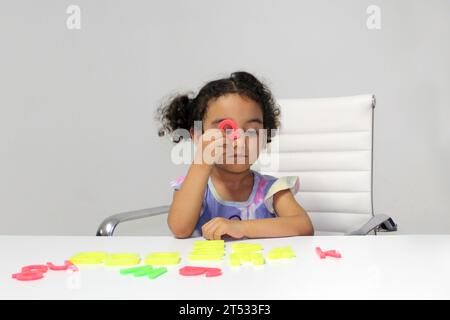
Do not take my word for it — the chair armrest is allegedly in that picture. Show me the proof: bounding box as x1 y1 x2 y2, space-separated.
346 214 398 235
96 205 170 236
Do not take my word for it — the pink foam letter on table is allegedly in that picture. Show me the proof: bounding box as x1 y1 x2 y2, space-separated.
316 247 342 259
21 265 49 273
12 265 49 281
324 250 342 258
12 261 79 282
47 260 78 271
12 271 45 281
179 266 222 277
315 247 326 259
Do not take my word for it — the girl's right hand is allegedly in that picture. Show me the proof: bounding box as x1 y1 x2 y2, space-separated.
193 129 229 166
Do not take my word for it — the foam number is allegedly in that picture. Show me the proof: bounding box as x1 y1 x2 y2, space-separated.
229 252 265 267
12 261 78 282
69 252 108 264
188 240 225 261
231 243 264 253
47 260 78 271
267 246 296 260
144 252 181 266
104 253 141 266
12 265 48 281
229 243 265 267
179 266 222 277
69 252 141 266
120 265 167 280
120 265 154 277
315 247 342 259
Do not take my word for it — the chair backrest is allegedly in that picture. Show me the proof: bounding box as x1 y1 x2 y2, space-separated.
257 94 376 235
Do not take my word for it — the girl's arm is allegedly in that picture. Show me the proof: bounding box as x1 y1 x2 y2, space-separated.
167 163 211 238
241 189 314 237
202 189 314 239
168 132 226 238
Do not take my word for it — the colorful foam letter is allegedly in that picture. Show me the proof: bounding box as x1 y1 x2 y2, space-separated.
144 252 181 265
267 246 296 260
179 266 222 277
315 247 342 259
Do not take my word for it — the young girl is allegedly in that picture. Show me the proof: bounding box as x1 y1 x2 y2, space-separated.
157 71 313 239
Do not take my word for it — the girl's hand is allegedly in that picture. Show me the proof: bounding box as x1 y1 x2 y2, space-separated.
201 217 245 240
193 130 229 166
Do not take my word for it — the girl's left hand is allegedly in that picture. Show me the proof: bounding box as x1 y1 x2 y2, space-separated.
201 217 245 240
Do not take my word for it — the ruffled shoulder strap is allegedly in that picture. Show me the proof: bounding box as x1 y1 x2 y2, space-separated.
170 176 186 191
264 176 300 214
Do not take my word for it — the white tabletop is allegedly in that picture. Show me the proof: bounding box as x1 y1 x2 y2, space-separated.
1 235 449 300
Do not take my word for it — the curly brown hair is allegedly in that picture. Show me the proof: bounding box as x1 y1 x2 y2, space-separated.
156 71 280 143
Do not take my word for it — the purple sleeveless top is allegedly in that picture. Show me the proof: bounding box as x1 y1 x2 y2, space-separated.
171 170 299 237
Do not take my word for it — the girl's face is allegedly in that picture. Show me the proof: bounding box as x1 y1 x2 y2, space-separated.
202 93 264 174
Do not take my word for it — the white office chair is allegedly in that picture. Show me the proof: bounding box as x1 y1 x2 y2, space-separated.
97 94 396 236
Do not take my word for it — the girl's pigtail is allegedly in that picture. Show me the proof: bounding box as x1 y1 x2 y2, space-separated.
157 93 195 142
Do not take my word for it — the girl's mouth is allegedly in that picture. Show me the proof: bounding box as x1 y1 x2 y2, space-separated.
224 154 249 163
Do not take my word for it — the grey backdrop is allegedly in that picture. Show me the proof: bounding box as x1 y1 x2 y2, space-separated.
1 0 449 235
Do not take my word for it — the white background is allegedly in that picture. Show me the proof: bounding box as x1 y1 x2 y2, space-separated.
1 0 449 235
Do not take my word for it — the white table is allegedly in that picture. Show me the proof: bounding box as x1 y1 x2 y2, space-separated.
1 235 449 299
